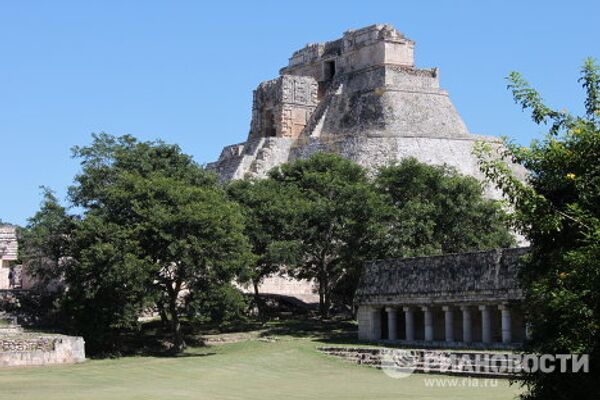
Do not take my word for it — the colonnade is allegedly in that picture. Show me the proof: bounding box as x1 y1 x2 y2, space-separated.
366 303 517 345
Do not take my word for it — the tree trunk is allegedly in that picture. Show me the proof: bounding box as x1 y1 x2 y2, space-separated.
318 283 325 318
253 279 266 320
156 301 169 328
167 290 185 353
318 262 329 319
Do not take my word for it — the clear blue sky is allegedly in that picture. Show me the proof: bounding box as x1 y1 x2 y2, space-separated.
1 1 598 225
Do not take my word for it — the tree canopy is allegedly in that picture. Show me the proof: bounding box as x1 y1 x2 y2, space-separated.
477 58 600 400
374 158 515 259
269 153 386 317
28 133 252 354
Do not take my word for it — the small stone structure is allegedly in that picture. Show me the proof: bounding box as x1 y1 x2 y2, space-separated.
0 225 19 290
0 331 85 368
354 248 528 348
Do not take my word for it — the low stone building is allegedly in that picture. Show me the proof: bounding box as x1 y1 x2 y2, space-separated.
354 248 528 348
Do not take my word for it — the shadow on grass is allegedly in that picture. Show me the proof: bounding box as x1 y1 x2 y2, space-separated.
258 317 358 343
93 315 361 358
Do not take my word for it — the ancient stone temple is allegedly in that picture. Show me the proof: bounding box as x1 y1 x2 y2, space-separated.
207 23 518 198
208 24 526 303
354 248 528 348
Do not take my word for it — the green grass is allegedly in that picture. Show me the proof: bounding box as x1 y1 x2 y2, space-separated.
0 321 522 400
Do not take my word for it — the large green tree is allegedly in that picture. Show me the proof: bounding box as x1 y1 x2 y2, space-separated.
269 153 386 317
226 179 301 317
65 133 251 353
477 59 600 399
374 158 514 259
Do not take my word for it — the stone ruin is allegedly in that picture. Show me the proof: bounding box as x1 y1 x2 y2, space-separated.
0 225 20 290
354 247 528 348
0 225 86 367
207 24 522 198
0 323 85 367
207 24 525 302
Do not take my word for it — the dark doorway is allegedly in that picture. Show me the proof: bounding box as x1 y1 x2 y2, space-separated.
380 309 388 340
263 109 276 137
324 60 336 80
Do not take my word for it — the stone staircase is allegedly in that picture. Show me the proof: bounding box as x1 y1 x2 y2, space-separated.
299 78 343 139
247 138 294 178
318 346 522 378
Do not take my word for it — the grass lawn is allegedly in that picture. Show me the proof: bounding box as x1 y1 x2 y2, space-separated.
0 321 522 400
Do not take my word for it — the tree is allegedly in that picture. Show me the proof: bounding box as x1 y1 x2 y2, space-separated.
65 133 251 353
63 215 152 354
269 153 386 318
476 58 600 400
374 158 514 259
226 179 301 317
18 187 75 287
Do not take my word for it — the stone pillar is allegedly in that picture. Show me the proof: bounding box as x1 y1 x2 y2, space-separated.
442 306 454 342
499 304 512 344
371 307 382 340
421 306 433 341
460 305 472 343
386 307 398 341
403 306 415 341
479 305 492 344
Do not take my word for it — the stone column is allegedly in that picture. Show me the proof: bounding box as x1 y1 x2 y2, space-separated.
386 307 398 341
403 306 415 341
499 304 512 344
421 306 434 341
371 307 382 340
479 305 492 344
460 306 472 343
442 306 454 342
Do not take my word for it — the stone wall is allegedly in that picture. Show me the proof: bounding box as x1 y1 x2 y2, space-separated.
0 334 85 368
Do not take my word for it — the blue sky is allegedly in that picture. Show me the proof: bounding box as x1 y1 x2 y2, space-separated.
1 1 598 225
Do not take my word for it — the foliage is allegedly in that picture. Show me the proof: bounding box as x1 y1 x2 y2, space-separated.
269 153 387 317
476 58 600 400
374 158 514 259
63 133 251 353
18 187 75 287
226 178 301 316
186 281 249 327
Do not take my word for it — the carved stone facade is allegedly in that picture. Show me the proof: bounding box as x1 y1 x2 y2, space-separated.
250 75 319 139
0 333 85 367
